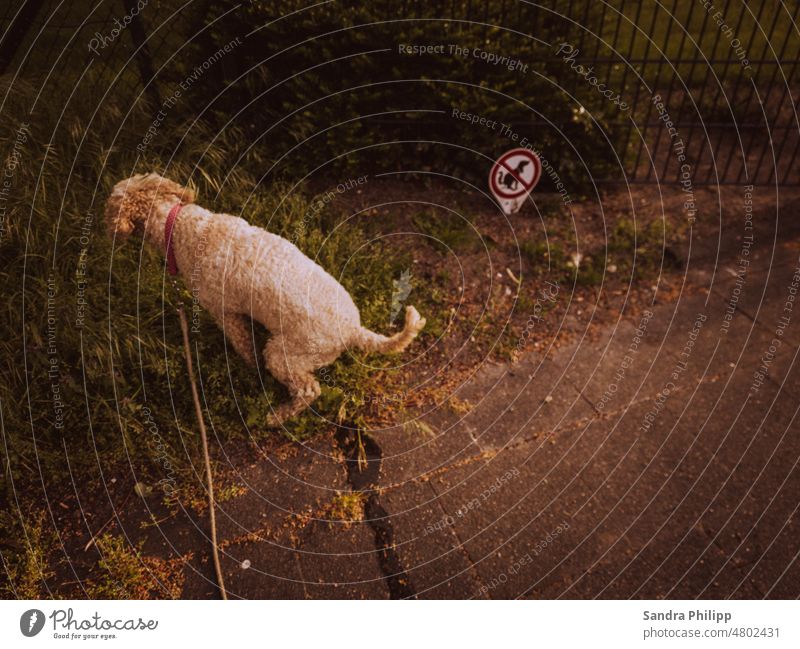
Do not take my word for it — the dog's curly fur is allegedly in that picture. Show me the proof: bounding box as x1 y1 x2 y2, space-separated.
106 173 425 425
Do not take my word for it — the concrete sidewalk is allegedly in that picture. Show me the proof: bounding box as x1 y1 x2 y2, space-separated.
180 200 800 599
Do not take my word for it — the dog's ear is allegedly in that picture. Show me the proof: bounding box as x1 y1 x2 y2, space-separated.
166 178 196 205
104 177 140 241
176 181 196 205
141 173 196 205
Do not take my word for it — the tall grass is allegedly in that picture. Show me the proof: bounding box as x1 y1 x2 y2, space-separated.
0 78 407 505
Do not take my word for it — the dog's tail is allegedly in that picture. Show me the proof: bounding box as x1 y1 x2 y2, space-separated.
354 306 426 354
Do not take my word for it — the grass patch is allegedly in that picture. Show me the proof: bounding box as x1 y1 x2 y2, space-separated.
448 396 473 416
325 492 365 529
520 216 678 288
607 217 680 278
0 509 56 599
520 240 568 280
573 254 604 287
412 212 483 254
85 534 184 599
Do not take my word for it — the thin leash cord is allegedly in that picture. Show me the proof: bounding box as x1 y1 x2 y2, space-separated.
174 289 228 600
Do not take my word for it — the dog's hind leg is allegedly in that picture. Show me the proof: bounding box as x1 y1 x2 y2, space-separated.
262 337 322 427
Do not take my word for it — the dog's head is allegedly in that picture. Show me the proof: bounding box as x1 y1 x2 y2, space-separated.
105 172 196 241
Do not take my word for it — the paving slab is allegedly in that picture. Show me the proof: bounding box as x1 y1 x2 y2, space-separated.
213 433 347 542
375 404 484 487
296 519 390 599
541 365 798 599
216 538 307 599
462 355 596 452
423 426 592 599
380 480 489 598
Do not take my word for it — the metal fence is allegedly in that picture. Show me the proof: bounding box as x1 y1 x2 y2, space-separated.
594 0 800 186
1 0 797 185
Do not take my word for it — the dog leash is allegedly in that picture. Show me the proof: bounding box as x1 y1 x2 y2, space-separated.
167 203 228 600
164 202 181 277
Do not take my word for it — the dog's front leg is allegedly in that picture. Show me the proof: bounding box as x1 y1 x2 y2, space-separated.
265 378 322 427
214 312 258 367
263 337 323 427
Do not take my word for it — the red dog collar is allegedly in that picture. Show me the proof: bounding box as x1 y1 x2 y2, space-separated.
164 203 183 276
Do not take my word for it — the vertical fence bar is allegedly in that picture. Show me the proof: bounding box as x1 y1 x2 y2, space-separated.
572 0 591 102
613 1 644 180
618 0 659 181
670 0 712 136
606 0 626 180
664 0 713 185
735 3 785 184
528 0 545 60
781 97 800 185
701 0 748 183
632 0 678 180
637 0 677 179
726 0 779 183
562 0 576 99
681 0 734 185
657 0 698 181
752 1 800 184
590 0 608 62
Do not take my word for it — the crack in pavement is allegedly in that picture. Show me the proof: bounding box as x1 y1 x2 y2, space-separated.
336 427 417 599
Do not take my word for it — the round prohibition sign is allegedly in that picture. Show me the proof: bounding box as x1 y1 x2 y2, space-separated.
489 148 542 199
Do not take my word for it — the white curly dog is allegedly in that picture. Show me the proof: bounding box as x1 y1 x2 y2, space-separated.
106 173 425 425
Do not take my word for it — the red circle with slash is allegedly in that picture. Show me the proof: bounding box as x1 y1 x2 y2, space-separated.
489 148 542 199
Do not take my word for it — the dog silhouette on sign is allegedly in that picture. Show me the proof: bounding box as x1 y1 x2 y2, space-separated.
498 159 530 191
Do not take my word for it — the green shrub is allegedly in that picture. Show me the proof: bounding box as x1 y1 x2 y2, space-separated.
177 1 615 187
